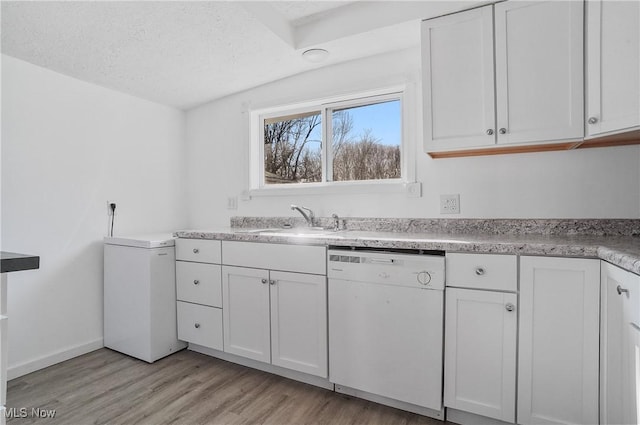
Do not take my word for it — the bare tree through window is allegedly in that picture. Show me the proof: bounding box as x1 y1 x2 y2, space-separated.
263 99 401 185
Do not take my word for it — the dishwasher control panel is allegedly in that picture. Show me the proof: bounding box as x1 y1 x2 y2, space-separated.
328 249 445 290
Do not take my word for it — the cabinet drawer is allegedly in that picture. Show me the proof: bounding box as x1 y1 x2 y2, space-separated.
176 262 222 307
222 241 326 275
176 239 221 263
177 301 223 350
446 253 517 291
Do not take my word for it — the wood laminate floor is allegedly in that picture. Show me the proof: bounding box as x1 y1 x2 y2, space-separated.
7 348 447 425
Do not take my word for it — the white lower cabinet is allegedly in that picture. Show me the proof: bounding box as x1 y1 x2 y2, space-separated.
221 241 327 378
625 325 640 425
601 261 640 425
221 266 271 363
175 239 224 352
446 254 601 425
518 256 600 425
269 270 327 376
444 288 517 422
177 301 223 350
444 253 517 423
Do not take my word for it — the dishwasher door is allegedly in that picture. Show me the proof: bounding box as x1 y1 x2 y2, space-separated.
328 276 444 410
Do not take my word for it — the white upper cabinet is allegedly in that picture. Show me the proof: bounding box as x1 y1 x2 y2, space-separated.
422 1 584 154
421 5 496 151
494 1 584 145
586 0 640 138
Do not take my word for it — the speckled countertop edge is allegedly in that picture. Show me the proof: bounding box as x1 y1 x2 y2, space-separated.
174 228 640 275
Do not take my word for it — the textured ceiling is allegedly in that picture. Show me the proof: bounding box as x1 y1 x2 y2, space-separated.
1 1 482 110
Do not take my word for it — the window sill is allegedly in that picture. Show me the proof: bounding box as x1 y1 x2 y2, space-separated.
246 181 421 198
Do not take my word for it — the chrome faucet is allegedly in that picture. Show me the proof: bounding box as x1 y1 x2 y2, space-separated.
291 205 315 227
332 213 341 232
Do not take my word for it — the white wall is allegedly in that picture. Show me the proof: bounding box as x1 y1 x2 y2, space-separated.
185 48 640 228
1 55 188 377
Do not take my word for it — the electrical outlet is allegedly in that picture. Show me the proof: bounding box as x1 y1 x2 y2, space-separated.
406 182 422 198
227 197 238 210
440 194 460 214
107 200 117 216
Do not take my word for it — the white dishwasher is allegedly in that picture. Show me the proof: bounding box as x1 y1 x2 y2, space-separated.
328 247 445 419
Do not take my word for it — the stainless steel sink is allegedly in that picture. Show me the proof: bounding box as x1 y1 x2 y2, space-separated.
233 227 344 237
260 227 335 236
232 228 280 234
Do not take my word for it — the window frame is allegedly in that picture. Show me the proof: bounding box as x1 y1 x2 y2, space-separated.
249 85 417 196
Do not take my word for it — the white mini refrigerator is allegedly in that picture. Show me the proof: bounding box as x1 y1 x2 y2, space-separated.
104 234 187 362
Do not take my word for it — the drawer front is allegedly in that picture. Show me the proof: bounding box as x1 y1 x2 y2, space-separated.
176 262 222 307
176 239 222 264
177 301 223 350
222 241 326 275
446 253 517 291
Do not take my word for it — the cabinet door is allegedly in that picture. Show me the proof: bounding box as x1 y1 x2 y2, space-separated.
601 261 640 424
518 256 600 425
269 271 327 377
495 1 583 144
586 0 640 137
421 5 496 151
221 266 270 363
444 288 517 422
624 321 640 425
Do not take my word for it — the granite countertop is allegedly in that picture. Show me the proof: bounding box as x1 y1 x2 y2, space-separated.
1 251 40 273
174 227 640 276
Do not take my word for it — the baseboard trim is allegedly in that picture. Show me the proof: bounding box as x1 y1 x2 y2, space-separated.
335 385 445 420
446 408 515 425
8 338 103 380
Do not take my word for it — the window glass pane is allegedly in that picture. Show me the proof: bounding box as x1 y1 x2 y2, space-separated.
263 111 322 184
332 100 401 182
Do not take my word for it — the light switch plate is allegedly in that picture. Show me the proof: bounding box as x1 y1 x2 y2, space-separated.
440 194 460 214
227 197 238 210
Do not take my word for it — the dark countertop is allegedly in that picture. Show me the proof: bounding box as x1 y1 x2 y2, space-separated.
1 252 40 273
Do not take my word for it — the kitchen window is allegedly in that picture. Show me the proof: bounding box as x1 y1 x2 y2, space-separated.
250 87 416 195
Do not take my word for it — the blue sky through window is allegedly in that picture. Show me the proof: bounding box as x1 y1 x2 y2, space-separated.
343 100 400 146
